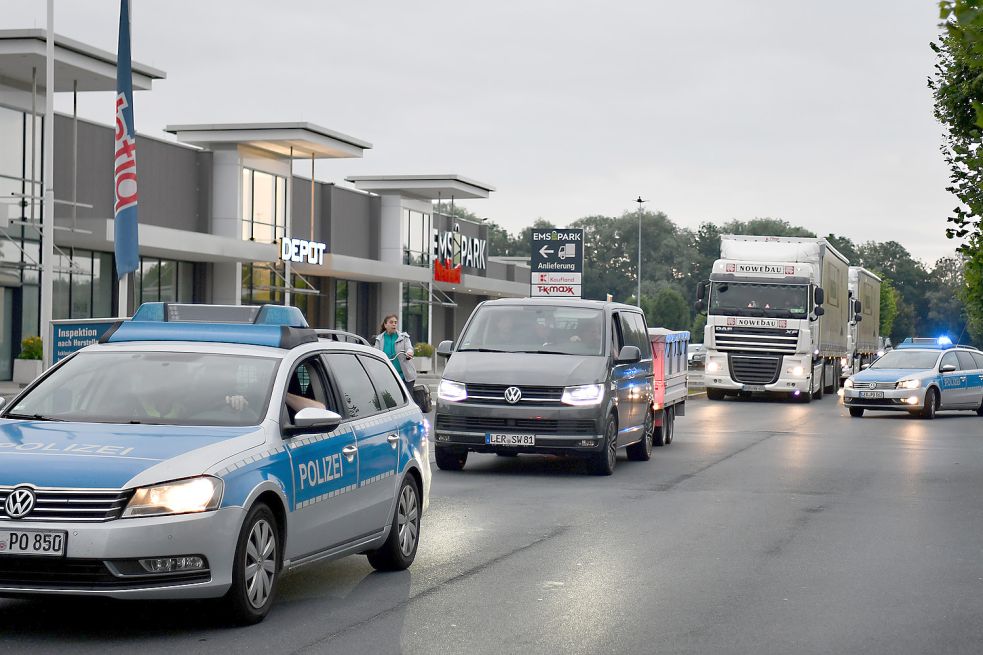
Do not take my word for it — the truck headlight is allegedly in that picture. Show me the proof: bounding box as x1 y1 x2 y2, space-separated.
706 361 721 373
844 378 854 389
786 365 805 377
561 383 605 406
437 379 467 402
123 476 223 518
897 378 920 390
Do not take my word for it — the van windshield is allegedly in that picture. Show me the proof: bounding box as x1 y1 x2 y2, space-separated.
458 306 605 356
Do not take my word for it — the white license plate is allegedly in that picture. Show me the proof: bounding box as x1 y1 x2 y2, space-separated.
859 391 884 399
742 384 766 392
0 529 66 557
486 433 535 446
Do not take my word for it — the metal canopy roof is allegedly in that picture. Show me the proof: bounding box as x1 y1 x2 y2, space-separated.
0 29 164 92
165 122 372 159
345 174 495 200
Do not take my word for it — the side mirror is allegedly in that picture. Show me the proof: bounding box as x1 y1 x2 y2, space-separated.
855 314 862 322
696 280 707 301
693 299 705 313
616 345 641 364
813 287 825 306
854 300 862 314
813 306 825 318
436 340 454 358
285 408 343 435
941 363 957 373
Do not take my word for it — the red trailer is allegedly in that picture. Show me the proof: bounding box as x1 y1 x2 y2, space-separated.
648 328 690 446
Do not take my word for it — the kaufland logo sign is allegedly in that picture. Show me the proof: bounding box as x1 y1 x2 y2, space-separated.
727 318 788 328
725 263 795 275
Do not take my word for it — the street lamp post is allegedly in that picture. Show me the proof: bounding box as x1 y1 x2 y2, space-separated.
635 196 645 307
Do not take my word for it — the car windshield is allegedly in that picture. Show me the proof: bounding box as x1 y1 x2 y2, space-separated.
709 281 809 318
869 350 940 370
457 306 605 356
5 351 280 426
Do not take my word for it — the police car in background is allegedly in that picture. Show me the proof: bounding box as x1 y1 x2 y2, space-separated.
842 337 983 419
0 304 431 624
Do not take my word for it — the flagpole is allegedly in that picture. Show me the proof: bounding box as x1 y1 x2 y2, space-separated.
40 0 55 367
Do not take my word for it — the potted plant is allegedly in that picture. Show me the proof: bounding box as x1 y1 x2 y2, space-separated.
13 336 43 386
413 342 434 374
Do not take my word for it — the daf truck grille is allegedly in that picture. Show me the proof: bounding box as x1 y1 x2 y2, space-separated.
0 487 131 523
714 327 799 354
729 355 781 384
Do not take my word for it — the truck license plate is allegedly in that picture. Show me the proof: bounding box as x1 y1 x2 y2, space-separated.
486 433 535 446
859 391 884 399
0 529 66 557
742 385 765 392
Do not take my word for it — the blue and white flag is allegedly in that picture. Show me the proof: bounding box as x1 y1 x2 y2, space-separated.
114 0 139 277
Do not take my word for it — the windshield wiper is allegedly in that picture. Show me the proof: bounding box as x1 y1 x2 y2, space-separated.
457 348 510 353
518 349 572 355
3 413 64 422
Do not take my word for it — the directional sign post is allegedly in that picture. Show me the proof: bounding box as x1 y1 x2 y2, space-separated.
529 228 584 297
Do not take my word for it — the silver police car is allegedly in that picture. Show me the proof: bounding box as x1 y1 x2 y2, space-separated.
842 338 983 419
0 304 431 624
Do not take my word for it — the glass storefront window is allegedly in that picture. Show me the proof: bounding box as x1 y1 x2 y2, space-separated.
178 262 194 303
93 253 113 317
52 253 70 320
402 284 428 345
335 279 348 330
241 168 286 244
402 209 431 267
241 168 252 240
70 250 93 318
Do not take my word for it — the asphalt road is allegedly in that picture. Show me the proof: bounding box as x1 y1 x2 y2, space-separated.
3 394 983 654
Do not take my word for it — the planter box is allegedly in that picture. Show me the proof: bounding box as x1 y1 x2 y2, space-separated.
13 359 43 386
415 356 432 374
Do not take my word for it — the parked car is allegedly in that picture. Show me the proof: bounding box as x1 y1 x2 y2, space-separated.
433 298 655 475
0 303 431 624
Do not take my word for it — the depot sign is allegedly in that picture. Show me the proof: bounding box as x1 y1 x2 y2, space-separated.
280 237 327 266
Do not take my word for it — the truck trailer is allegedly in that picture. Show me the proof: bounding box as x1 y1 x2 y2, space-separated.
841 267 882 382
696 235 850 402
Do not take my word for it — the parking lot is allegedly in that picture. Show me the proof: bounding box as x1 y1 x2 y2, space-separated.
3 393 983 654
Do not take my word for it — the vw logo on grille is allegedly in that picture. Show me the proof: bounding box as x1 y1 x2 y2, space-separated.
4 487 36 519
503 386 522 404
865 383 877 389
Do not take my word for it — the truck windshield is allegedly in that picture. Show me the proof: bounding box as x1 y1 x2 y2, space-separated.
869 350 940 370
457 306 605 356
5 351 279 426
709 282 809 319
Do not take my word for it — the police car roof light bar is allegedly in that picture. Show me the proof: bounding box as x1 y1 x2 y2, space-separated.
102 321 317 349
131 303 308 328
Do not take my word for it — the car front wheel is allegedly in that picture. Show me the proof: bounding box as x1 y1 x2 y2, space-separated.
921 388 938 420
435 445 467 471
849 407 864 418
589 415 618 476
224 503 280 625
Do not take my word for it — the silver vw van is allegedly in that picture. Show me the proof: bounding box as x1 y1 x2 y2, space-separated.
433 299 656 475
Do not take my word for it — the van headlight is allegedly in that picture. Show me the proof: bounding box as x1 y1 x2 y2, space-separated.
437 379 467 402
561 383 605 406
896 378 920 390
123 476 223 518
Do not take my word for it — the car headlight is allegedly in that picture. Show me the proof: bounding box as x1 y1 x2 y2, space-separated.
706 361 721 373
437 379 467 402
561 383 605 406
844 378 854 389
123 476 223 518
896 378 920 390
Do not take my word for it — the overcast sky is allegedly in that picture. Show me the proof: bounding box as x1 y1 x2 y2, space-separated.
4 0 957 265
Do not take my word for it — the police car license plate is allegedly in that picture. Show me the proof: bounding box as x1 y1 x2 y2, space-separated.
486 433 535 446
859 391 884 399
0 529 66 557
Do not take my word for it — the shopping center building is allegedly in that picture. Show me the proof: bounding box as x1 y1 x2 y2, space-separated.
0 30 529 380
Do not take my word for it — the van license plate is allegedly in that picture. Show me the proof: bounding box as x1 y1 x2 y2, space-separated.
742 385 765 392
0 529 66 557
859 391 884 399
486 433 535 446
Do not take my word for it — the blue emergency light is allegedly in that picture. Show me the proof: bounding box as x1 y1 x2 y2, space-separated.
895 337 955 350
100 303 316 349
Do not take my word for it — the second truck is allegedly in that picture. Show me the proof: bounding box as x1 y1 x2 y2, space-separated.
840 266 882 382
696 235 850 402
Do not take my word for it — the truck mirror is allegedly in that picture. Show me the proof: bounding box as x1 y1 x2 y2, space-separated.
693 299 705 313
813 306 825 319
854 300 862 314
696 281 707 301
814 287 825 306
855 314 862 323
436 340 454 358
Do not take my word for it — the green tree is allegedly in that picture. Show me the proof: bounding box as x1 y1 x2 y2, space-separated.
643 287 690 331
879 277 899 338
690 313 707 344
719 218 816 238
926 256 969 341
825 233 860 263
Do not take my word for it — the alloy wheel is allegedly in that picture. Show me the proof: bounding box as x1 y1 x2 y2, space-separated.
397 483 419 557
244 519 277 609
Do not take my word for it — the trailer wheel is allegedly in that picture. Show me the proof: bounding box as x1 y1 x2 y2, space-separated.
664 407 675 445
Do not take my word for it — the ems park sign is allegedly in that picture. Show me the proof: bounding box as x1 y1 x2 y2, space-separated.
529 229 584 298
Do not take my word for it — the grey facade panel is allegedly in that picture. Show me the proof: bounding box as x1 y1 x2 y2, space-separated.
329 185 374 259
53 114 205 233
